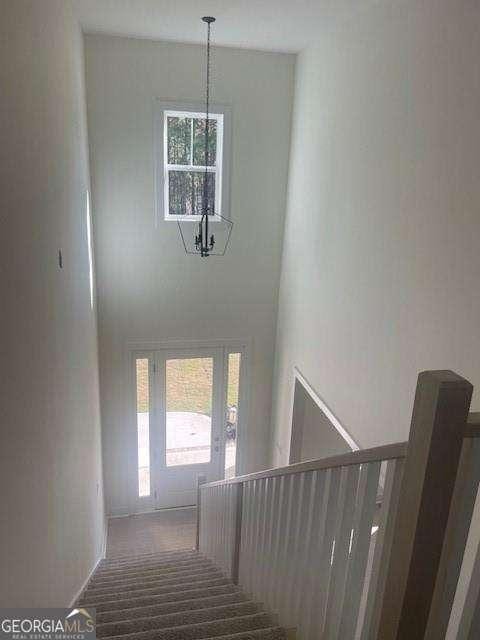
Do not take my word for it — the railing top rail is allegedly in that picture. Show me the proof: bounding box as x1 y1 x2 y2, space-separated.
466 412 480 438
202 441 408 488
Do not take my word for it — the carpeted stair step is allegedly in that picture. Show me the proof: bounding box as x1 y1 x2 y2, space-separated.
95 558 213 580
97 601 262 637
100 550 198 569
79 576 231 606
89 564 219 590
97 592 248 624
98 555 201 574
87 584 241 615
78 548 291 639
91 566 217 589
82 571 225 601
100 612 275 640
205 629 287 640
82 568 224 599
99 552 209 568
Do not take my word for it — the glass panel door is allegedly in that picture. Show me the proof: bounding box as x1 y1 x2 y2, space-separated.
132 344 246 511
153 348 223 509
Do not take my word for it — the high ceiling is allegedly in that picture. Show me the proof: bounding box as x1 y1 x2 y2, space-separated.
72 0 372 53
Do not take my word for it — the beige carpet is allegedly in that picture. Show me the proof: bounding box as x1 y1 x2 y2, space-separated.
106 508 197 559
78 549 287 639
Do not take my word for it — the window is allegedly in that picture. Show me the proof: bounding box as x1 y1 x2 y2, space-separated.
136 358 150 497
225 352 241 480
156 102 231 222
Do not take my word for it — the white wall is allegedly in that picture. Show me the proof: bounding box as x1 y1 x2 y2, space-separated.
84 35 294 515
289 376 353 464
0 1 105 605
292 382 352 463
271 0 480 465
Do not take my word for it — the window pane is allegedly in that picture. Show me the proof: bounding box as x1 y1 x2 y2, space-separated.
166 357 213 467
193 118 217 166
168 170 215 217
167 116 191 165
136 358 150 497
225 353 241 480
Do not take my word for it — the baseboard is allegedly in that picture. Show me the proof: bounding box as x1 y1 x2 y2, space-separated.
68 555 102 607
68 521 108 607
101 515 108 557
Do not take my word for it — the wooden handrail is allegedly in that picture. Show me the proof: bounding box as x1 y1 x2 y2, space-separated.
377 370 473 640
201 442 407 489
202 412 480 492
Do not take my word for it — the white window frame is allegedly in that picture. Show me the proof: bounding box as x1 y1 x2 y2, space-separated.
155 100 232 223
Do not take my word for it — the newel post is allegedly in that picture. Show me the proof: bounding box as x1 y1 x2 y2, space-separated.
196 475 207 551
377 370 473 640
231 482 244 584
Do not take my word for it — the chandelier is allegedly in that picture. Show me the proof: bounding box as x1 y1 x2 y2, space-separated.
177 17 233 257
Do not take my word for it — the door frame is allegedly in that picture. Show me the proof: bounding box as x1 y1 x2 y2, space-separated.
125 338 250 514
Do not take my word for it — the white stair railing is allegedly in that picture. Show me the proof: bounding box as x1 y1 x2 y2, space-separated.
440 416 480 640
197 371 475 640
199 444 406 639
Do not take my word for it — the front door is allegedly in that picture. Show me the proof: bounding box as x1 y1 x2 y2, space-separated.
133 345 244 511
154 348 223 508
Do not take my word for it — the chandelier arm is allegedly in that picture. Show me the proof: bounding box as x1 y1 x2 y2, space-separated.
218 218 234 256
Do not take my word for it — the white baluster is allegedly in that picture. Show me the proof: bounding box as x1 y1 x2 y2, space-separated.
307 466 341 639
296 469 326 639
338 461 381 639
323 464 361 638
358 458 405 640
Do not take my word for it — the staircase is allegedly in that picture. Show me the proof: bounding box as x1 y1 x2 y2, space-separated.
78 549 289 640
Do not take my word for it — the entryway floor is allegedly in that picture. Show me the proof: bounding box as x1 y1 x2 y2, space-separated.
106 507 196 558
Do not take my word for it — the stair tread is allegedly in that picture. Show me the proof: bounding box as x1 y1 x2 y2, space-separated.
79 577 231 606
83 569 224 598
97 602 261 637
90 565 219 590
102 550 197 566
97 593 247 624
83 584 240 613
203 629 287 640
96 559 214 580
101 613 274 640
100 556 200 572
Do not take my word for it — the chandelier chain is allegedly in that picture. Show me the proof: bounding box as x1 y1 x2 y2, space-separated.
203 19 211 215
